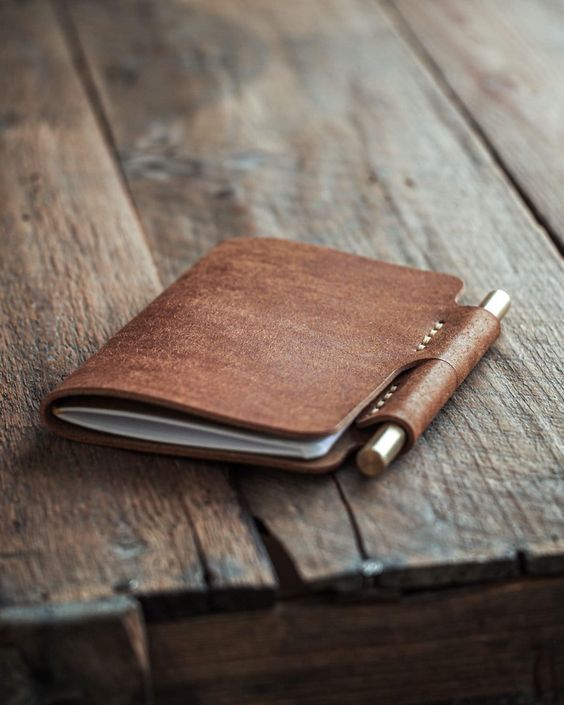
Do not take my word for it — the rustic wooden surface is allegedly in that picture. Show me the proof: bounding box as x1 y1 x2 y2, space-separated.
0 0 274 616
67 0 564 588
149 577 564 705
1 0 563 702
393 0 564 253
0 596 150 705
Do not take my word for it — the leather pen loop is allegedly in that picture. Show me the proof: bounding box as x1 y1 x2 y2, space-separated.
356 290 511 477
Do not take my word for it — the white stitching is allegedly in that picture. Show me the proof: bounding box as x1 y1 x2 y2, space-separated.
416 321 443 351
367 384 399 415
365 320 445 418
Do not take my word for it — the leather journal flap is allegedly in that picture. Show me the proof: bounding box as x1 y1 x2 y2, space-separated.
356 306 500 450
42 238 469 439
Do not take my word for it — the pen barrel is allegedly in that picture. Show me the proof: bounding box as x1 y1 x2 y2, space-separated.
356 290 510 477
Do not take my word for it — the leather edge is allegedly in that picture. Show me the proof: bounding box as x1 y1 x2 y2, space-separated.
39 407 367 474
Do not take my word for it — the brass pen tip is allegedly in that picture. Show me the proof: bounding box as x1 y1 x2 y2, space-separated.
356 423 407 477
356 446 387 477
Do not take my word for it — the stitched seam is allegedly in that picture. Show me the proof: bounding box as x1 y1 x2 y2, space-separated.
416 321 444 351
367 384 399 415
366 320 445 418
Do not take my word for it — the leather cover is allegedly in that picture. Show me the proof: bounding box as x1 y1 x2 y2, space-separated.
41 238 500 473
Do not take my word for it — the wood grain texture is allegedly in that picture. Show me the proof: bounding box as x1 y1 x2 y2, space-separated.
0 596 150 705
69 0 564 588
149 576 564 705
0 0 275 614
392 0 564 252
238 468 364 591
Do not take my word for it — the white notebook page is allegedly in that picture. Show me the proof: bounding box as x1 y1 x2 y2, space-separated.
54 404 345 460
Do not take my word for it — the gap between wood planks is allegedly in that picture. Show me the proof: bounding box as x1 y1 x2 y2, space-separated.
52 0 158 268
381 0 564 258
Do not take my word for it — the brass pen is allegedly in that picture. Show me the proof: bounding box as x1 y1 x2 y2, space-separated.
356 290 511 477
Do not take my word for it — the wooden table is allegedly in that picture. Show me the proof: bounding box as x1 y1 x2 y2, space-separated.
1 1 563 703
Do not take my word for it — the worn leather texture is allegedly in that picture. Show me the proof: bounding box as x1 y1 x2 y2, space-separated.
42 238 500 473
357 360 458 449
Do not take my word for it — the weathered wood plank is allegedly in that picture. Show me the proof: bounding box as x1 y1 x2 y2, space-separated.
148 576 564 705
392 0 564 252
238 469 366 591
69 0 564 588
0 0 274 614
334 0 564 586
0 596 150 705
66 0 366 590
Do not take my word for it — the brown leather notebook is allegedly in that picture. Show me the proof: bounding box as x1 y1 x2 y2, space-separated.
41 238 501 473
